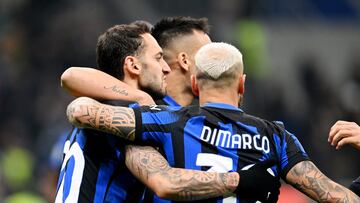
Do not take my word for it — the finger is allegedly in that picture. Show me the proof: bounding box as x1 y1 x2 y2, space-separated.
337 136 360 150
328 124 339 143
332 129 352 146
335 120 352 126
329 122 347 142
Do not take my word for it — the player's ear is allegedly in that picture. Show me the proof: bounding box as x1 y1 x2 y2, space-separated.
191 75 199 96
177 52 190 72
238 74 246 95
124 56 141 76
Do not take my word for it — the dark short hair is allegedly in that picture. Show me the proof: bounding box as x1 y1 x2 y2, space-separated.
152 16 210 49
96 22 151 80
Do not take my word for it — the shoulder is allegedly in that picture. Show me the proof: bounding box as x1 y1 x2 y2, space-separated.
137 104 183 112
239 112 292 138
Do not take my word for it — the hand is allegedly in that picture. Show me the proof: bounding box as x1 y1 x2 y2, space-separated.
328 120 360 150
235 159 280 202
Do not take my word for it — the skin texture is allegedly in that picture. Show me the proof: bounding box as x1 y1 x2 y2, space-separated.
61 67 155 105
328 120 360 150
136 33 170 99
66 97 240 200
60 30 212 106
64 35 360 201
125 145 238 200
61 30 245 200
163 29 212 106
286 161 359 202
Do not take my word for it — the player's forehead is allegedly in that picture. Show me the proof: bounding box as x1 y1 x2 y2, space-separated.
140 33 163 56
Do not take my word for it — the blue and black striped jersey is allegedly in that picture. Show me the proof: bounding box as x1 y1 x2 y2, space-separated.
56 97 180 203
55 100 145 203
134 102 310 203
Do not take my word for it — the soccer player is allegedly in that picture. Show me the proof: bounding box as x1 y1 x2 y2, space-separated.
67 42 360 202
59 17 281 202
328 120 360 197
60 16 211 106
55 22 167 203
56 23 279 202
151 16 211 106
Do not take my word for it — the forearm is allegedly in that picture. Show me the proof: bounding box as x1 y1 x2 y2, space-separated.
67 97 136 141
125 145 238 201
286 161 360 202
61 67 154 104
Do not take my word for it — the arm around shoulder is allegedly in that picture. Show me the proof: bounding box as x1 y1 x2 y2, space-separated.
60 67 155 105
124 145 238 201
66 97 137 141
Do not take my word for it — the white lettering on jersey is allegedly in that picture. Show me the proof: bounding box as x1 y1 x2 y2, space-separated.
200 125 270 153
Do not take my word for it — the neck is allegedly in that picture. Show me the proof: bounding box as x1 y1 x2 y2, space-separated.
166 69 194 106
167 87 194 106
123 77 139 89
198 88 239 107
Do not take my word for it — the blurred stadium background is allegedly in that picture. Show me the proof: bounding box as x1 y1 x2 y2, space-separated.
0 0 359 202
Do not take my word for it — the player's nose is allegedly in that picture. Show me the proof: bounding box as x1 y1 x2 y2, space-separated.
162 61 171 74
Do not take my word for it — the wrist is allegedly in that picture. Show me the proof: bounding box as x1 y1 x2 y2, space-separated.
227 172 240 192
233 172 244 194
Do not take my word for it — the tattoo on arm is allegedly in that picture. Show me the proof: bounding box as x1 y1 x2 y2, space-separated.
125 145 239 201
67 97 136 141
104 85 129 96
286 161 360 202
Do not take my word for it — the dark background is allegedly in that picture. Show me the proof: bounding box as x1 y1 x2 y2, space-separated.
1 0 359 202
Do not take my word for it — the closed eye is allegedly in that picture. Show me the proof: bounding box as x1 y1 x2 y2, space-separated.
156 52 163 61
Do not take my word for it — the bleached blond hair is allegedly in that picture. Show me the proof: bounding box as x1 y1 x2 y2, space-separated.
194 42 243 88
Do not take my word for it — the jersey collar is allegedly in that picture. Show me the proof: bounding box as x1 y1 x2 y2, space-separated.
162 95 181 107
203 102 244 112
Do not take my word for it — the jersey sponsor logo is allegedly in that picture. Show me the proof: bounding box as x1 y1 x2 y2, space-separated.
200 125 270 153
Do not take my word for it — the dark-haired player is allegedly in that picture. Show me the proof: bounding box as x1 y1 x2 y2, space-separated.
61 16 211 107
56 22 278 202
67 42 360 202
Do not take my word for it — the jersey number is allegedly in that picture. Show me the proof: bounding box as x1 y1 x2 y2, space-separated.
55 140 85 203
196 153 236 203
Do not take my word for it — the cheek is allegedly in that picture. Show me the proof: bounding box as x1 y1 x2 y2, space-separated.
153 63 164 77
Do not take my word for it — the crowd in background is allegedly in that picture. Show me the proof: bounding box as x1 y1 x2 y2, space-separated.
0 0 359 202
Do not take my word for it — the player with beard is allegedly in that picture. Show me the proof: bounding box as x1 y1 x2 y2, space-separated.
56 22 279 202
66 42 360 203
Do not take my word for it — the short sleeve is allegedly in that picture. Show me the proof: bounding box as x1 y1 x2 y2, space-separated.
273 122 310 179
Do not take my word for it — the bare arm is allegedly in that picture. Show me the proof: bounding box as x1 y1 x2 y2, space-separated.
67 97 239 200
125 145 238 201
67 97 136 141
286 160 360 202
328 120 360 150
67 97 280 201
61 67 155 105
